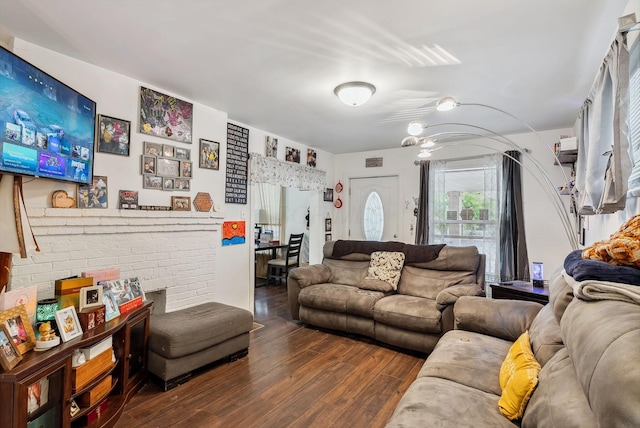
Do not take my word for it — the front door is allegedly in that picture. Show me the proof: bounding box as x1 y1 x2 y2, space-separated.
348 176 400 241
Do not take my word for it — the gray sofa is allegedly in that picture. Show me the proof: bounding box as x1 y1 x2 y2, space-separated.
386 270 640 427
288 240 486 353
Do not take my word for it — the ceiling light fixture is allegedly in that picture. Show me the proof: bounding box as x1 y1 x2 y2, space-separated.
435 96 459 111
417 150 432 158
334 81 376 106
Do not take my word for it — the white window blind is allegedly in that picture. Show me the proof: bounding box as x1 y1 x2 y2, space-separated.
628 37 640 196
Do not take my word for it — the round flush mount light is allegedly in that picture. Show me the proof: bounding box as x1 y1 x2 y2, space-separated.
436 96 459 112
334 81 376 106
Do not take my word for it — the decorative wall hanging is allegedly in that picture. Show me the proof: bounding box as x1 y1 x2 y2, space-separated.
307 149 317 167
97 114 131 156
141 142 191 191
265 136 278 158
335 181 343 193
249 153 326 191
222 221 246 246
334 197 343 208
77 176 108 208
323 188 333 202
286 147 301 163
199 138 220 170
139 86 193 143
225 123 249 204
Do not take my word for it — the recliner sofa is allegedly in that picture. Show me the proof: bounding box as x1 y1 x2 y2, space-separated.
288 240 485 353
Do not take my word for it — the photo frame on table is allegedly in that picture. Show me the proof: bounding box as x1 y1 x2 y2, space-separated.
0 305 37 354
27 376 49 414
103 289 121 322
97 114 131 156
79 286 104 312
139 86 193 143
199 138 220 170
54 306 83 343
0 324 22 372
172 196 191 211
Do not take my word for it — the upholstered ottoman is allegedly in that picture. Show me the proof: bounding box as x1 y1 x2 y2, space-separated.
148 302 253 390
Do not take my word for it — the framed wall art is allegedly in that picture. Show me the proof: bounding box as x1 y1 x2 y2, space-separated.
156 158 180 178
143 141 163 156
307 149 317 167
181 161 192 178
139 86 193 143
174 178 190 191
54 306 83 343
0 304 37 354
171 196 191 211
142 155 156 175
0 324 22 372
163 178 175 191
323 188 333 202
199 138 220 170
265 136 277 158
175 147 190 160
143 175 163 189
79 286 104 312
162 144 175 158
97 114 131 156
286 146 300 163
77 175 108 208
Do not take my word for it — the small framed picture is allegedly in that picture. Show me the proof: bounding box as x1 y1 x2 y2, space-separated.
325 218 332 232
163 178 175 191
172 196 191 211
141 155 156 175
54 306 83 343
286 146 301 163
97 114 131 156
199 138 220 170
0 324 22 372
325 233 332 242
265 136 278 158
163 144 175 158
143 175 163 189
174 178 190 191
79 286 104 312
175 147 190 160
181 160 193 178
27 377 49 414
77 175 108 208
103 289 121 322
307 149 317 167
0 304 37 354
143 141 163 156
323 188 333 202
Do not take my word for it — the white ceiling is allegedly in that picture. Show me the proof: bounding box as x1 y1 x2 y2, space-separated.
0 0 630 154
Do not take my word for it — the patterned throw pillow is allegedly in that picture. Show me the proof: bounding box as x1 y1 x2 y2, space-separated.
362 251 406 291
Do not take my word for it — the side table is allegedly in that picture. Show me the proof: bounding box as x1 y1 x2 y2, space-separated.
489 281 549 305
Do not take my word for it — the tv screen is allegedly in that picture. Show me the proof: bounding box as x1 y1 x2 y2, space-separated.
0 45 96 185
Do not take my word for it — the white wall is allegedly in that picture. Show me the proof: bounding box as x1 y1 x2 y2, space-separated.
5 38 334 313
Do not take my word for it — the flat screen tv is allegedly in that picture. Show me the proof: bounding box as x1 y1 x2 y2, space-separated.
0 45 96 185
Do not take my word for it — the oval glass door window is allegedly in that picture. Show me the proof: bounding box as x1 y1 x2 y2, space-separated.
363 191 384 241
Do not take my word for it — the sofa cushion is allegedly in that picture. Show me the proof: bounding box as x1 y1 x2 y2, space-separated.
363 251 405 291
417 330 512 396
289 264 331 288
498 331 541 420
386 377 516 428
528 304 564 367
322 258 370 286
522 348 597 428
549 271 574 323
298 283 386 318
398 265 477 299
373 295 442 334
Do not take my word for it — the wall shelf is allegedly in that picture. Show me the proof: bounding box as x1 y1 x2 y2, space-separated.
554 149 578 165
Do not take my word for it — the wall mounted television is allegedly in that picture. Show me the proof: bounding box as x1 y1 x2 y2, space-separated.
0 45 96 185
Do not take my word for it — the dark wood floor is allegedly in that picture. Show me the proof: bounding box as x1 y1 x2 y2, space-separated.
115 285 425 428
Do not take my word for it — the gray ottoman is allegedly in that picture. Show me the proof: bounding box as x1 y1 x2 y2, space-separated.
148 302 253 390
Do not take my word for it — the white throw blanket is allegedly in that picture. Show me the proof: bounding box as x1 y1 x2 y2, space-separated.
563 270 640 305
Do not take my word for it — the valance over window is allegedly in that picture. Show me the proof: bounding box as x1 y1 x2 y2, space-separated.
249 153 326 191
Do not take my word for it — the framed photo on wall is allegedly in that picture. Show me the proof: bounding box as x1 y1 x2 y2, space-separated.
77 176 108 208
172 196 191 211
199 139 220 170
325 218 332 232
97 114 131 156
323 188 333 202
139 86 193 143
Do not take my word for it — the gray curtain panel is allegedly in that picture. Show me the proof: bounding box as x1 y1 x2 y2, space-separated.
574 32 631 214
415 160 430 245
499 150 529 281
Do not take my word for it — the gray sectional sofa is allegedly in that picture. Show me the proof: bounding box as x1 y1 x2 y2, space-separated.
386 269 640 427
288 240 486 353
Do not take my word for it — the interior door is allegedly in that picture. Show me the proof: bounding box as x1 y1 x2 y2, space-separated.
349 176 399 241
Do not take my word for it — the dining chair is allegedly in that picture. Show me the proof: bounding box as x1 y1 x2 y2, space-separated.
267 233 304 286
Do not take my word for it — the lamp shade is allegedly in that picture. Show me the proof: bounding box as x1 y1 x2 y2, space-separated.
334 82 376 106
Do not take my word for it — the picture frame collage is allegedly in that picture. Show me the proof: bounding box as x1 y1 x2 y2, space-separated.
142 141 192 191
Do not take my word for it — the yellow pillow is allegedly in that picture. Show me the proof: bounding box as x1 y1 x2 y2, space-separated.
498 331 541 420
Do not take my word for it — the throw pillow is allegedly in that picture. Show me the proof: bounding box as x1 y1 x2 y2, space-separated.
362 251 405 291
498 331 541 420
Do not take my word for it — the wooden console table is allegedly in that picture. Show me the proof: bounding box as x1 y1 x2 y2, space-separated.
490 281 549 305
0 301 152 427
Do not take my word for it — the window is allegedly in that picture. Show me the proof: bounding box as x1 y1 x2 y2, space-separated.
429 154 501 281
363 191 384 241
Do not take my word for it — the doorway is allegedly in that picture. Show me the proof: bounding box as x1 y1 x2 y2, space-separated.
348 176 400 241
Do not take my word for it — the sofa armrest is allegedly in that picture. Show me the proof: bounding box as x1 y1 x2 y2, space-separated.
454 296 544 342
435 284 483 310
287 264 331 320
